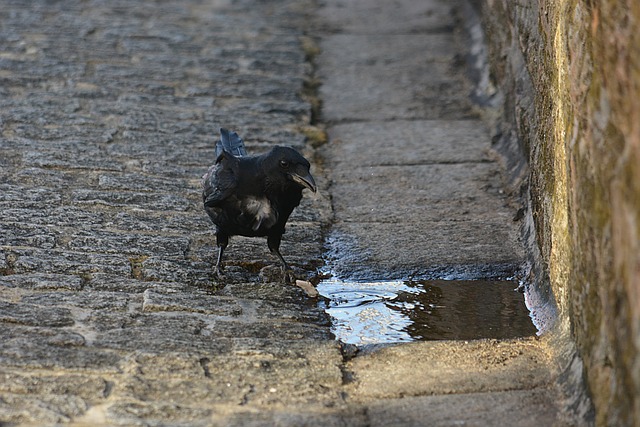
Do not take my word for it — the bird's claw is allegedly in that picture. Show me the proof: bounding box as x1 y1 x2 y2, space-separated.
283 268 296 284
215 265 226 280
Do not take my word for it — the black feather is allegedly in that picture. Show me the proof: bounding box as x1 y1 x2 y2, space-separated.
216 127 247 159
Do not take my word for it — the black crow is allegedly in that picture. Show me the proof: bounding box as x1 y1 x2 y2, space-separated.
202 128 317 282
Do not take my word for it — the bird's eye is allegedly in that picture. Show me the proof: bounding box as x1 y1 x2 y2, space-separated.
279 160 290 169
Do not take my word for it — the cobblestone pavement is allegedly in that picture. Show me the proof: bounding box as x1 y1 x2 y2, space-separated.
0 0 568 426
0 1 345 425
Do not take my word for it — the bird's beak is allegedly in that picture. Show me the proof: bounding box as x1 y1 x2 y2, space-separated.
290 171 317 193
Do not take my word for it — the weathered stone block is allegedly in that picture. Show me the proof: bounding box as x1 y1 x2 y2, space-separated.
325 120 492 167
0 273 84 291
23 148 124 171
319 34 476 121
13 167 96 191
142 287 242 315
139 256 216 285
346 338 556 399
72 189 192 211
66 231 190 257
97 173 194 193
0 332 121 373
318 0 456 34
116 342 344 409
0 184 63 205
110 210 208 234
328 220 523 280
0 223 58 249
105 401 212 426
0 371 109 402
0 301 74 327
206 319 330 341
249 299 329 325
93 321 232 353
84 273 160 293
0 206 105 229
366 389 559 427
0 394 89 424
4 248 132 276
21 291 130 312
0 325 86 348
216 281 311 303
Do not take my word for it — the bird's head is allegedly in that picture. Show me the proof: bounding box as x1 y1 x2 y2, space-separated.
263 146 317 193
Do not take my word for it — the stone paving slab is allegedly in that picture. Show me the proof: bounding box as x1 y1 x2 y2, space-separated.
329 221 523 280
319 33 477 122
317 0 457 34
345 338 557 400
330 162 510 218
365 388 562 427
326 120 494 166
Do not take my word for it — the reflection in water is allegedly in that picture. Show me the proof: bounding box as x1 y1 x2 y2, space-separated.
317 278 538 345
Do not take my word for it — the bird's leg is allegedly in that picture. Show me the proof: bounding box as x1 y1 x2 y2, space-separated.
215 233 228 279
274 249 293 283
268 234 294 283
215 246 225 278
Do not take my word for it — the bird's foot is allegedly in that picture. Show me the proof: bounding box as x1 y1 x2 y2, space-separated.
258 264 296 284
282 267 296 284
215 265 226 281
259 265 282 283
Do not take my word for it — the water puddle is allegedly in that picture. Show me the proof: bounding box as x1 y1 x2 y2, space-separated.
317 277 537 345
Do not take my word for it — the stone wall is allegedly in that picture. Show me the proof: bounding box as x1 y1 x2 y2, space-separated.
474 0 640 425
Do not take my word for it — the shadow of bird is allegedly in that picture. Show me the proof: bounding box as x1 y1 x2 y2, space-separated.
202 128 317 283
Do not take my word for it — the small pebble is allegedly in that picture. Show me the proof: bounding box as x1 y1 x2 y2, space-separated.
295 280 319 297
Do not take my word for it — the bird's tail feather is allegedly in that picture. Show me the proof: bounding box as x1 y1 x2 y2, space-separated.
216 128 247 158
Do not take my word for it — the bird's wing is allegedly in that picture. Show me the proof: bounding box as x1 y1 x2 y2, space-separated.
203 151 240 207
215 128 247 159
